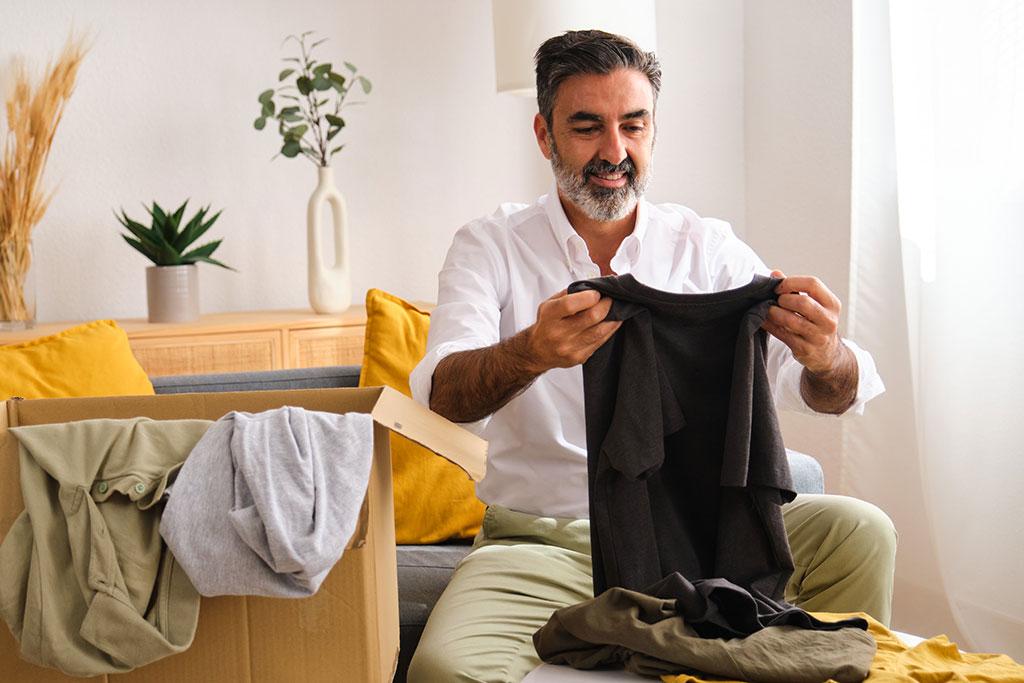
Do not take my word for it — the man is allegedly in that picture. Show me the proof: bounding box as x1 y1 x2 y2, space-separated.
408 30 896 683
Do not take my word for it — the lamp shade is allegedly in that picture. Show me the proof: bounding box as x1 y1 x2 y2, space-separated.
492 0 658 96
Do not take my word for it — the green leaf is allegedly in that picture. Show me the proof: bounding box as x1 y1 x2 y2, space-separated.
313 75 331 91
122 234 159 262
181 239 221 260
296 76 313 96
324 114 345 127
283 56 301 63
279 106 303 123
280 94 300 101
258 89 275 104
285 124 308 140
328 72 346 92
189 255 235 270
317 98 329 107
278 68 295 81
313 63 332 77
344 61 357 73
261 100 276 117
149 201 167 226
327 126 342 141
117 212 163 254
254 116 266 130
358 75 372 94
281 140 301 157
167 201 188 239
175 207 222 252
330 144 345 155
311 37 328 48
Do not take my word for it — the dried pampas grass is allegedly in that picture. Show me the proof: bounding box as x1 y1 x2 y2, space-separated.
0 32 89 323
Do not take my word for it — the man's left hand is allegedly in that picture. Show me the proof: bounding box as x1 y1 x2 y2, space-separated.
762 271 844 373
762 271 858 414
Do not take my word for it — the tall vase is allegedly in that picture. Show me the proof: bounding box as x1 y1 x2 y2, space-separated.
0 238 37 331
306 165 351 314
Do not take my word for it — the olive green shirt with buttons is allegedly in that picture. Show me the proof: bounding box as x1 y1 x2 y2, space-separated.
0 417 212 676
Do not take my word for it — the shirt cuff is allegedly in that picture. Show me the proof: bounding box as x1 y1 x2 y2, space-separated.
772 338 885 417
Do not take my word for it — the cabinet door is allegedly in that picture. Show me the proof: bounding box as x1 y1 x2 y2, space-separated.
130 330 284 377
287 325 366 368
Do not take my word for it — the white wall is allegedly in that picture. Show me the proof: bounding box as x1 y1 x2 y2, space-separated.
0 0 745 323
743 0 855 488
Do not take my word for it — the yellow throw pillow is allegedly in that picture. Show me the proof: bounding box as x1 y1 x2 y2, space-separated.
359 289 486 544
1 320 155 401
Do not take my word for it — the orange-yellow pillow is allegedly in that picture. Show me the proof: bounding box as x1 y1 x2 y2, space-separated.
359 289 485 544
0 320 155 401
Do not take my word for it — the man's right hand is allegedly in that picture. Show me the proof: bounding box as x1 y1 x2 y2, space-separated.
523 289 621 373
429 288 620 423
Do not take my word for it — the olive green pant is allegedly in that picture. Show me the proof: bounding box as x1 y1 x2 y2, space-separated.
407 494 897 683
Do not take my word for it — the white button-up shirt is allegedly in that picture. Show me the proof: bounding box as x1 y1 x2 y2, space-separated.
410 190 884 519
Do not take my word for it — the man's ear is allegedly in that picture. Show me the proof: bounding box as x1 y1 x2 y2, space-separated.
534 113 552 160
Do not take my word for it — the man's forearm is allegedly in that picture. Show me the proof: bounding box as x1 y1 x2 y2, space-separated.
799 342 858 415
429 330 544 423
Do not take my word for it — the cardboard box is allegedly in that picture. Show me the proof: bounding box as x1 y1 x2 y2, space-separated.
0 386 487 682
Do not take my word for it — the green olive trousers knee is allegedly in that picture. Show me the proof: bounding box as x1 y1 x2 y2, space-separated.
407 494 897 683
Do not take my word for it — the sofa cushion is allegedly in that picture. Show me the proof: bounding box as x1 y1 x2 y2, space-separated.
0 320 154 401
359 289 486 544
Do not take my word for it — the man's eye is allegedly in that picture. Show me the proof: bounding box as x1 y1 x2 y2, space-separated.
624 125 645 133
573 127 598 134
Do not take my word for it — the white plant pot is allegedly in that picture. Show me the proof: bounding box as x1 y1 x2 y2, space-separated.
146 264 199 323
306 165 352 313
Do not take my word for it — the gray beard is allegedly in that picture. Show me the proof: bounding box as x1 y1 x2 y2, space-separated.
549 142 651 223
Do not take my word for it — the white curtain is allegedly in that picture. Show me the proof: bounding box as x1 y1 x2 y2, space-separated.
848 0 1024 658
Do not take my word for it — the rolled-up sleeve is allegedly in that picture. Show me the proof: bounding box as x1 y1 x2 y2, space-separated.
766 335 885 416
409 221 508 434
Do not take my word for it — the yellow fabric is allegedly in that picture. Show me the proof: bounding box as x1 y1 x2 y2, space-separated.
0 320 154 401
358 289 485 544
661 612 1024 683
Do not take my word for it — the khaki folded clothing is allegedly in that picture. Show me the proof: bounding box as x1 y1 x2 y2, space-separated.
533 585 876 683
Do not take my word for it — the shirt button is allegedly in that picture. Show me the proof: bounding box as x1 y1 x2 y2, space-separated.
587 271 597 278
134 483 146 494
97 482 109 494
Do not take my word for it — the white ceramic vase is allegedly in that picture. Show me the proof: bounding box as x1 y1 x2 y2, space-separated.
146 264 199 323
306 165 351 313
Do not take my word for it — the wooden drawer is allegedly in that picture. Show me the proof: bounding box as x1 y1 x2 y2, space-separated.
130 330 284 377
287 325 366 369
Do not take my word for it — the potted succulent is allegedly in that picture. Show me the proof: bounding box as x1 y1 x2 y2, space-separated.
253 31 371 314
116 200 233 323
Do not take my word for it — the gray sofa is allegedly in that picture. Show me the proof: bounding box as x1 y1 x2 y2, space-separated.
151 365 825 683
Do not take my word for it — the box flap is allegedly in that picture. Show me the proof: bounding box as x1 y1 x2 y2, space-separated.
369 386 487 482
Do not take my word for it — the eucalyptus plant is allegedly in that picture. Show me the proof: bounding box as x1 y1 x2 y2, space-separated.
254 31 372 166
117 200 233 270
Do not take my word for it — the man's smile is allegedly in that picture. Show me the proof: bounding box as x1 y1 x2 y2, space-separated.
588 171 628 187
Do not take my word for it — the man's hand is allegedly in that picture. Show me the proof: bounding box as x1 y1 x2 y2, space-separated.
430 289 620 423
762 271 858 414
524 289 622 373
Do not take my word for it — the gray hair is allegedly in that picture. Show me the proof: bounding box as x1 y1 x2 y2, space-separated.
534 30 662 126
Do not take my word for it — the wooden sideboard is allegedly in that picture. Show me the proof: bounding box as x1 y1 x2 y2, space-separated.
0 308 376 377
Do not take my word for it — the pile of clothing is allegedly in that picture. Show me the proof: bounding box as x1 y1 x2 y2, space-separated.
0 406 372 676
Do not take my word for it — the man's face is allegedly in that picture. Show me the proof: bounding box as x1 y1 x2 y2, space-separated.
535 68 655 223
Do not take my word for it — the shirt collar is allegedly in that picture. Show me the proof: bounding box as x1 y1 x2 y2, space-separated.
543 185 648 276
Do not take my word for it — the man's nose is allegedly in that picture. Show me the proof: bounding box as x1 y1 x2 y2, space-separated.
598 128 627 166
